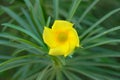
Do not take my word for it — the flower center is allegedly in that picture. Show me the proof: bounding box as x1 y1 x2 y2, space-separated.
57 31 68 43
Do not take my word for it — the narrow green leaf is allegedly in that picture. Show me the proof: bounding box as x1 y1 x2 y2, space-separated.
66 67 99 80
36 65 51 80
56 71 63 80
21 8 40 37
0 55 32 72
63 70 82 80
80 8 120 39
79 67 120 80
75 50 120 59
81 27 104 43
82 19 93 26
27 64 47 79
87 26 120 43
48 70 56 80
12 49 26 56
24 0 43 36
30 8 43 34
68 61 120 68
0 33 46 53
25 73 39 80
82 70 113 80
0 55 13 60
53 0 59 19
0 55 47 72
59 9 67 18
72 18 83 29
87 67 120 77
35 0 45 26
1 6 31 31
0 40 24 49
67 0 81 21
79 0 99 22
0 39 42 55
62 70 72 80
24 0 33 10
46 16 51 27
12 65 31 80
85 39 120 49
2 23 44 46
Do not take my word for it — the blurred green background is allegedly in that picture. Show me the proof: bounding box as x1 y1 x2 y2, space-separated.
0 0 120 80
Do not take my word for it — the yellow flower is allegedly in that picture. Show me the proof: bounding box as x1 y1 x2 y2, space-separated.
43 20 80 57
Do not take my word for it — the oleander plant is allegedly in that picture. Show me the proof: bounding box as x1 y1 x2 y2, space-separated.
0 0 120 80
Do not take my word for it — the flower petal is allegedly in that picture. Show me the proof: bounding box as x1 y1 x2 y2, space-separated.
65 28 80 56
49 42 69 56
52 20 73 30
43 27 57 48
69 28 80 47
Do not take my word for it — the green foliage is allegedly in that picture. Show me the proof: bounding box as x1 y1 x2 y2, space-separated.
0 0 120 80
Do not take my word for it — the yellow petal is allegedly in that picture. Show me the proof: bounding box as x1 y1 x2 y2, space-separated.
43 27 57 48
49 42 69 56
69 28 80 47
65 28 80 56
52 20 73 30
